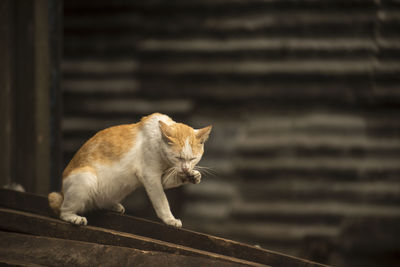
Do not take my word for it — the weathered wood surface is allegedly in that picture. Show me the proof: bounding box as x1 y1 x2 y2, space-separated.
0 259 44 267
0 189 329 267
0 231 246 267
0 208 265 267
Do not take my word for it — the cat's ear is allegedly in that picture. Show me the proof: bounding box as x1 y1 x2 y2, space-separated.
159 121 174 144
196 125 212 144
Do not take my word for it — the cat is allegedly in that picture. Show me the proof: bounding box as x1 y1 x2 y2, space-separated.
48 113 212 227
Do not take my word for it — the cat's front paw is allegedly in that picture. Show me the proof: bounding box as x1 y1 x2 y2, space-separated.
164 218 182 228
188 170 201 184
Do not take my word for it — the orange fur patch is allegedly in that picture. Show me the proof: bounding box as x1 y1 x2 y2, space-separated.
63 124 138 179
160 122 211 155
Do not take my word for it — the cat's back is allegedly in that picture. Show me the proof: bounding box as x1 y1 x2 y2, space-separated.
140 113 174 131
63 123 139 179
63 113 173 179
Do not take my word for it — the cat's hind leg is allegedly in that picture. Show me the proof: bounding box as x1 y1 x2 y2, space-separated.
107 203 125 214
60 212 87 225
60 169 97 225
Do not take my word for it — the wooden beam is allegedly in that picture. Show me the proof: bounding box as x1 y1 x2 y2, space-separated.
0 231 246 267
0 1 14 188
48 0 63 192
0 0 60 193
34 0 51 195
13 0 36 192
0 208 266 267
0 189 54 217
0 189 329 267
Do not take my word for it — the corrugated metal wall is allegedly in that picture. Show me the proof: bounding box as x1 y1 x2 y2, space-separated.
63 1 400 265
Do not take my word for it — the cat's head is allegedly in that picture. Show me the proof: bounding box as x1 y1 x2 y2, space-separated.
159 121 212 175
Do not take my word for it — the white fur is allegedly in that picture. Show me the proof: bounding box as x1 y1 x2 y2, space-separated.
59 114 202 227
182 138 193 158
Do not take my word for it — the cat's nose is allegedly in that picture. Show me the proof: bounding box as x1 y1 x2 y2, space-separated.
182 164 190 175
182 166 189 173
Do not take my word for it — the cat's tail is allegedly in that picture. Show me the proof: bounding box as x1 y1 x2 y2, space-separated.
48 192 63 215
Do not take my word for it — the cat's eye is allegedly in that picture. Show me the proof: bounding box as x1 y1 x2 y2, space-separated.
176 156 196 161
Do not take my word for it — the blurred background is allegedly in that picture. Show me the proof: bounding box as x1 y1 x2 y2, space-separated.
1 0 400 266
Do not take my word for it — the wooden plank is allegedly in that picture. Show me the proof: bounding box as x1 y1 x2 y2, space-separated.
0 231 245 267
0 208 266 267
0 189 329 267
0 259 44 267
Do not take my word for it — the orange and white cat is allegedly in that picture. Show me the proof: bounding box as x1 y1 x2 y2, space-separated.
48 113 212 227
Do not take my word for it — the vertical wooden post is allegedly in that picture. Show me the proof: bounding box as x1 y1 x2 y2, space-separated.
0 0 61 194
0 0 14 187
34 0 51 194
13 0 37 192
49 0 63 191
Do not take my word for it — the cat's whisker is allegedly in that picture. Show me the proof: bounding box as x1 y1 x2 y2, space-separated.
163 167 178 184
195 165 214 171
195 165 215 171
195 166 217 178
